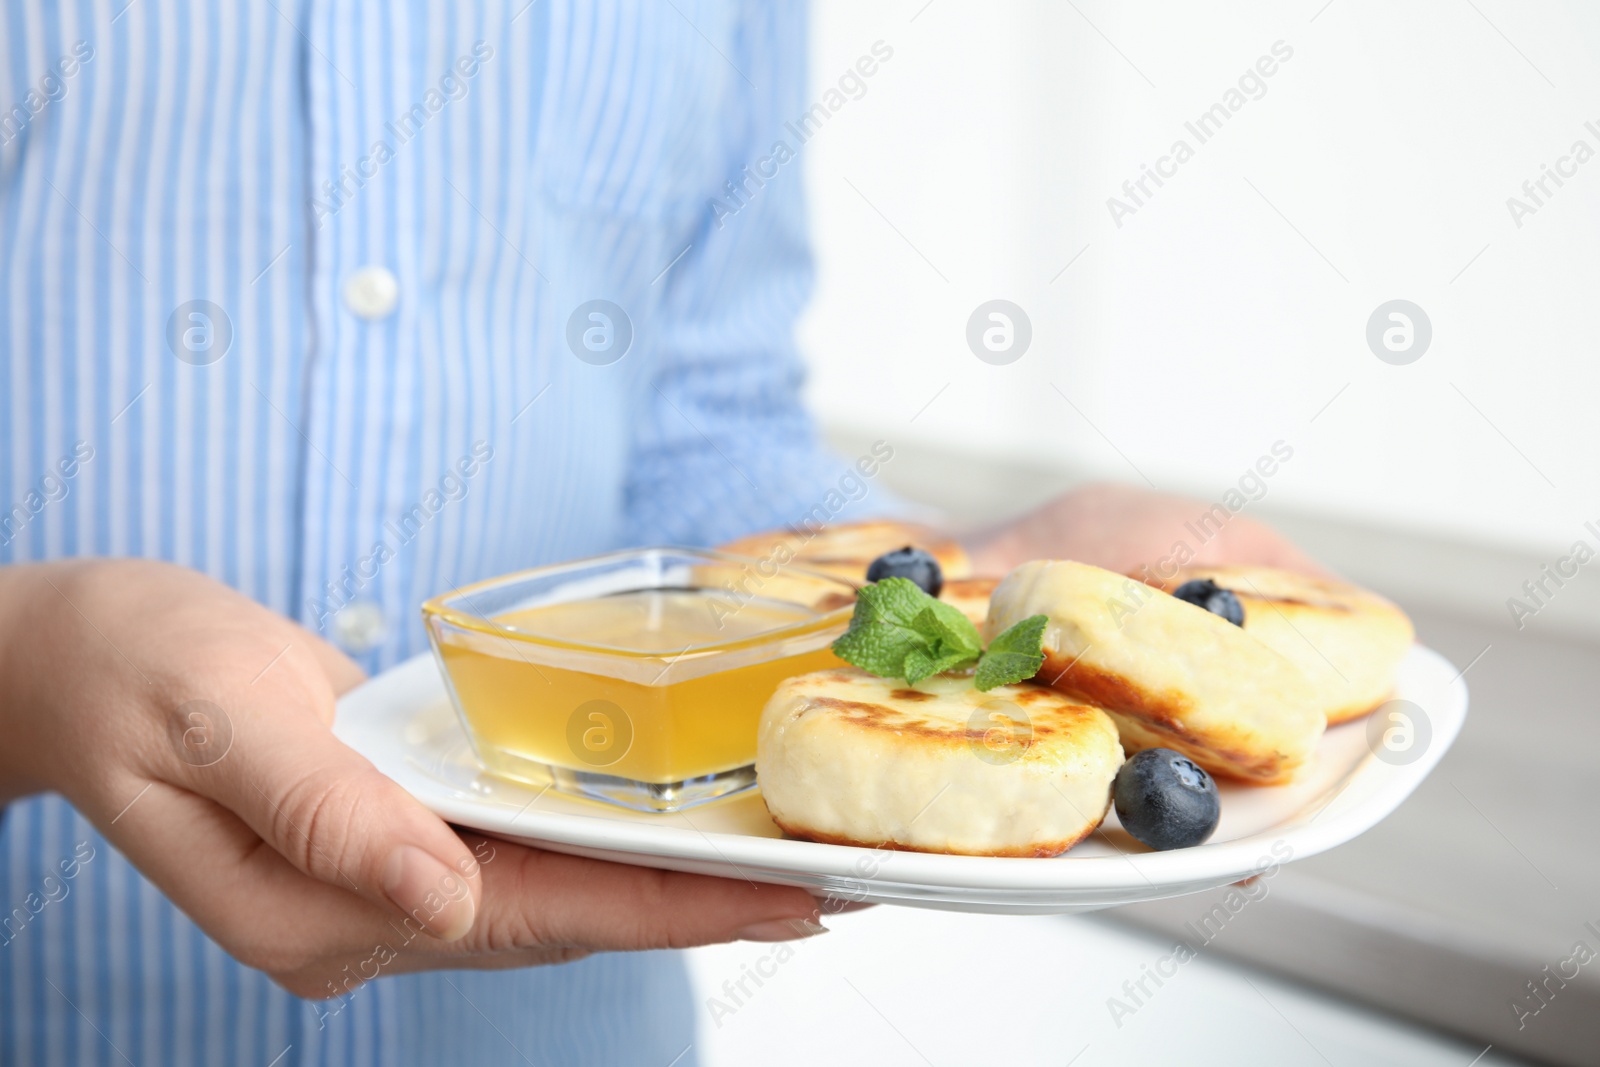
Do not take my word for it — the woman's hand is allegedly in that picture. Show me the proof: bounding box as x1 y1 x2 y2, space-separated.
968 482 1326 578
0 559 824 999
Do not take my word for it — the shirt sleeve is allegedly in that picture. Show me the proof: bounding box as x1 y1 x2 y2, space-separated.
620 1 902 548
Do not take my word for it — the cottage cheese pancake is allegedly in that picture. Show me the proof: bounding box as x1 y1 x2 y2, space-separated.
1147 565 1414 725
987 560 1324 785
756 666 1121 857
719 520 971 584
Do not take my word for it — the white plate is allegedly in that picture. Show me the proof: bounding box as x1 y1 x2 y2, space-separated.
334 646 1466 914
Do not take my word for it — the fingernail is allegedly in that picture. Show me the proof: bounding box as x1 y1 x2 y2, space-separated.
382 846 476 941
734 917 829 942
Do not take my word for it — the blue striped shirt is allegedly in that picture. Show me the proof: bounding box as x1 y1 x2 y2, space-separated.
0 1 865 1063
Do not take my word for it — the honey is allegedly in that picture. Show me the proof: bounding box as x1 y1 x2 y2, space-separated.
433 589 844 787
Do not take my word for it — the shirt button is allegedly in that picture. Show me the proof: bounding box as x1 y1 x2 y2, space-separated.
331 600 389 654
343 266 400 320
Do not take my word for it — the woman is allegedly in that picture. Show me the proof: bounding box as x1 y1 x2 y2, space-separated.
0 2 1313 1063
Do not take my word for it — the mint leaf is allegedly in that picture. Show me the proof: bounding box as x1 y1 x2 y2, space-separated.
901 647 939 686
832 577 1031 690
902 600 982 684
911 600 984 660
830 578 936 678
974 614 1048 691
903 643 980 686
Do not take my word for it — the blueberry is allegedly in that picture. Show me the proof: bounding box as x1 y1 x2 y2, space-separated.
1172 578 1244 626
865 545 943 597
1113 748 1221 851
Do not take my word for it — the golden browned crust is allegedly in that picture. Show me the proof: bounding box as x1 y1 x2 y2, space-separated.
717 520 971 584
1104 714 1297 785
1037 649 1293 784
767 809 1105 858
1037 649 1192 726
793 680 1106 749
943 576 999 596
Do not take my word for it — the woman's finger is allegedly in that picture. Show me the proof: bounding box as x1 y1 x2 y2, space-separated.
454 835 828 954
173 697 483 941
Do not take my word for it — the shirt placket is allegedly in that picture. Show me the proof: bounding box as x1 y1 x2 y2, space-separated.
296 0 416 669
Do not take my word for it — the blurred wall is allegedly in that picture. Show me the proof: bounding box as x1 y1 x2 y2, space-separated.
797 0 1600 559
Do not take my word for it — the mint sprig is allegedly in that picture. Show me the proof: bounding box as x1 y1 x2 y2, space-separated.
830 577 1047 691
830 578 981 685
974 614 1049 692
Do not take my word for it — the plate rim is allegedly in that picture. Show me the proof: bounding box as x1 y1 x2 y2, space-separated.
335 645 1467 896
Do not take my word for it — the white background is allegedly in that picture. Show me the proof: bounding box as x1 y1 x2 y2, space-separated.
685 9 1592 1063
797 0 1600 557
686 907 1514 1066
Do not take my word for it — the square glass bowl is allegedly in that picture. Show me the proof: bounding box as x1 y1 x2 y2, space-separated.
421 547 856 813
